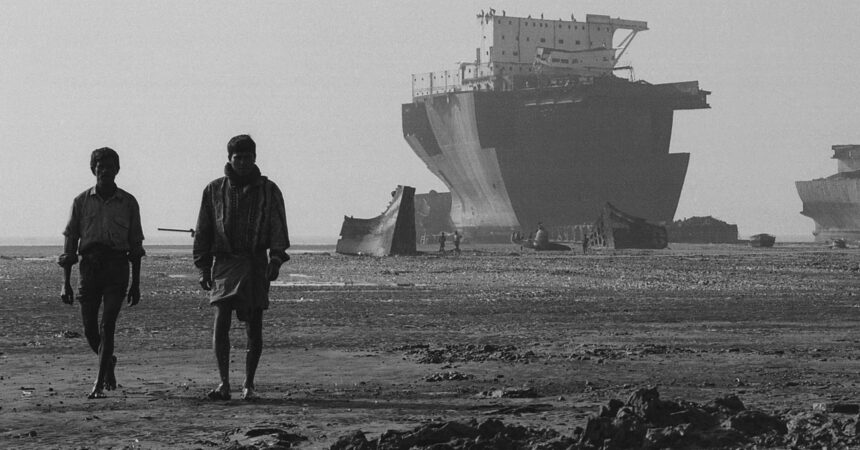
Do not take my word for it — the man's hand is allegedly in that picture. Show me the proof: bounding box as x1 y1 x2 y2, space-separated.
199 273 213 291
126 282 141 306
61 281 74 304
266 259 282 281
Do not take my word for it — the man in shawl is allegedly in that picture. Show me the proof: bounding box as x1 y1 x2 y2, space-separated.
59 147 145 399
193 134 290 401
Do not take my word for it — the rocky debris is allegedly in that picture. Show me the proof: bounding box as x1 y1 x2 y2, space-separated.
579 387 789 449
222 425 307 449
785 411 860 449
293 385 860 449
482 403 554 415
424 371 473 382
330 418 573 450
813 402 860 414
400 342 700 365
57 330 81 339
478 387 540 399
400 343 535 364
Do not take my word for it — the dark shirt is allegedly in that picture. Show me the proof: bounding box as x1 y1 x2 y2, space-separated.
61 186 145 262
193 175 290 274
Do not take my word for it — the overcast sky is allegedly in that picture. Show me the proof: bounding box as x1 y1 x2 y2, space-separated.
2 1 858 245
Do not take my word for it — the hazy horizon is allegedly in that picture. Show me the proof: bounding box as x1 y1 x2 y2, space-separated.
3 1 858 245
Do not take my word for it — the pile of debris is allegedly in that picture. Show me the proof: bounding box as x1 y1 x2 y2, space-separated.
667 216 739 244
331 418 573 450
398 343 535 364
331 387 860 449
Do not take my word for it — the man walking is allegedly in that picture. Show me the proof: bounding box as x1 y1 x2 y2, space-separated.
59 147 145 399
193 134 290 401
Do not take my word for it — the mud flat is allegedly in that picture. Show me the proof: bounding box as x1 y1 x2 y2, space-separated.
1 243 858 448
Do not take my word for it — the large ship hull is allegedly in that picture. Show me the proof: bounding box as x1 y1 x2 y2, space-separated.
403 77 709 241
796 178 860 242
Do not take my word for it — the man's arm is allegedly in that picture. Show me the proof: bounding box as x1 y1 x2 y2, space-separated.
59 236 78 304
266 182 291 281
59 199 80 304
127 255 142 305
126 196 146 306
193 186 215 290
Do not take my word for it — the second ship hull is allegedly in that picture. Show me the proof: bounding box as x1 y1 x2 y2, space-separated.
403 77 708 241
796 178 860 242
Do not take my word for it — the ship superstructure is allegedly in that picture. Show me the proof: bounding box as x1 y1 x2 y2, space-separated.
796 145 860 243
403 10 710 242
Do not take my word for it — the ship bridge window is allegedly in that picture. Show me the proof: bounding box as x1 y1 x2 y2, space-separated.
558 39 564 44
576 40 580 45
561 59 569 63
540 38 546 43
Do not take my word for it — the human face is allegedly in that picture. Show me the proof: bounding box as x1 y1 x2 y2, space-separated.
229 151 256 176
94 158 118 185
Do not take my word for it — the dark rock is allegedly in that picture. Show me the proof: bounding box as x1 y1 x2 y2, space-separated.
831 403 860 414
476 418 507 439
625 386 682 426
642 424 690 449
712 394 746 413
723 410 787 436
785 411 860 448
599 398 624 418
330 430 372 450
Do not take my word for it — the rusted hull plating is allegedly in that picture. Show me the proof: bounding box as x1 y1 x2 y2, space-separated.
336 186 417 256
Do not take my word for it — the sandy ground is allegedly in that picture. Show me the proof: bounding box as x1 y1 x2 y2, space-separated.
0 242 858 449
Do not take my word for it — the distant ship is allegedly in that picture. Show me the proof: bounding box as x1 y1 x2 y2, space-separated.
402 10 710 242
796 145 860 242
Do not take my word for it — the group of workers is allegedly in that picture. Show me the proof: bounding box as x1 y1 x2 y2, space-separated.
59 135 289 401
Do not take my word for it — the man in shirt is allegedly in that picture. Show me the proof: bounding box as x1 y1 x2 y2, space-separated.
59 147 145 399
193 134 290 401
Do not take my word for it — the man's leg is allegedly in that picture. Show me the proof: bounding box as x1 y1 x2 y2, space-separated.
86 293 122 399
80 300 101 354
210 303 232 400
242 309 263 400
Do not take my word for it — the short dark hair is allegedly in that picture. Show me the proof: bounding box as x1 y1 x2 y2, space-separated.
228 134 256 157
90 147 120 174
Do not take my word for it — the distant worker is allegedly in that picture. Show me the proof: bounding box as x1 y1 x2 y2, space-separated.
193 134 290 401
438 231 447 253
59 147 145 399
453 230 462 254
535 222 549 248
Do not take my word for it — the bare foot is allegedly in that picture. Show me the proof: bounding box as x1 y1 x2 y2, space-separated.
105 355 117 391
241 386 259 401
88 385 107 399
206 383 231 401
